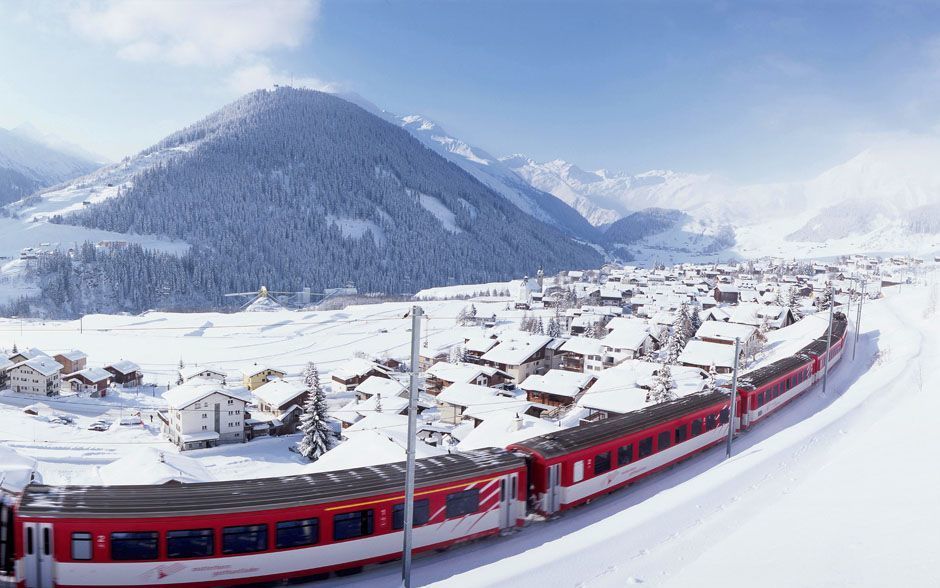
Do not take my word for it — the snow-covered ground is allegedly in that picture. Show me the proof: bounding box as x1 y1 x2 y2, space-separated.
316 275 939 587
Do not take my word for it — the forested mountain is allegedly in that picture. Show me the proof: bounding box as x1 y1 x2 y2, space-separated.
0 126 100 205
35 88 601 315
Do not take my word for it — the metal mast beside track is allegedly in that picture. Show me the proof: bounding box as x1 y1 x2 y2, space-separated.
821 284 835 395
726 337 740 459
402 305 424 588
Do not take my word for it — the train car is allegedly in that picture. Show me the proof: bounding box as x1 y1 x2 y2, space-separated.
735 313 847 430
12 449 526 588
510 390 731 516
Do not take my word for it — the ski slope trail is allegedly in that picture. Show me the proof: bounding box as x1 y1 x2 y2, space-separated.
326 277 938 588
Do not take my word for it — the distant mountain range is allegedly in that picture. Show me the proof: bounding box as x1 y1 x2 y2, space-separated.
0 125 101 205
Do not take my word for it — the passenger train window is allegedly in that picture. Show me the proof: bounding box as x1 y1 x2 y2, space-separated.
167 529 214 558
222 525 268 554
111 532 158 560
618 444 633 466
675 425 688 443
71 532 92 561
706 414 717 430
657 431 671 451
719 408 730 425
691 419 703 436
276 519 319 549
392 500 430 530
446 489 480 519
594 451 612 475
333 510 374 541
638 436 653 459
757 392 765 407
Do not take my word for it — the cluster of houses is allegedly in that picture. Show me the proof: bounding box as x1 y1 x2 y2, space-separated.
0 347 142 398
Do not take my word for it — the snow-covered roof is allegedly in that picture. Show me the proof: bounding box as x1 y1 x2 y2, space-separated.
179 366 226 381
679 340 737 369
180 431 220 443
242 365 286 378
331 358 391 381
481 334 553 365
55 350 87 362
98 448 213 485
601 323 652 351
163 382 249 409
0 445 39 493
65 367 112 383
106 360 141 375
252 378 308 408
457 411 559 451
306 426 445 473
436 382 502 408
695 321 757 343
519 370 596 398
464 336 499 354
426 361 503 383
462 395 532 420
353 375 404 398
14 356 63 377
559 336 605 356
10 348 49 361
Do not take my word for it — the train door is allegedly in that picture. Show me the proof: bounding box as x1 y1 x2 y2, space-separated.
545 463 562 514
499 473 520 529
22 522 53 588
0 502 12 577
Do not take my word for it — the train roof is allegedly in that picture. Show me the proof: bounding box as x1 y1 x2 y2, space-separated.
739 314 847 391
17 448 523 519
510 390 729 460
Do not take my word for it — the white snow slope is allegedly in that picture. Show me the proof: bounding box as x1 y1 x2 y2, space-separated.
323 274 940 587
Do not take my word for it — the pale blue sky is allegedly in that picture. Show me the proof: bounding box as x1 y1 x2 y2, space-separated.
2 1 940 181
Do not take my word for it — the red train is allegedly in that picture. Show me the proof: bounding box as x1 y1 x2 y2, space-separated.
1 313 846 587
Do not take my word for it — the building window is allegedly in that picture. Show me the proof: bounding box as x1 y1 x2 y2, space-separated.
167 529 214 558
71 532 93 561
333 510 374 541
111 532 158 561
222 525 267 554
392 499 430 530
638 436 654 459
228 399 234 404
657 431 672 451
276 519 319 549
446 489 480 519
618 444 633 466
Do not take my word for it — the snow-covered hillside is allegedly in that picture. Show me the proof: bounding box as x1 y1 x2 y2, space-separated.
0 126 100 205
340 94 599 242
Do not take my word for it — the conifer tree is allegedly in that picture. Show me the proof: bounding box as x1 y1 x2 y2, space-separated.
298 362 333 461
647 363 677 403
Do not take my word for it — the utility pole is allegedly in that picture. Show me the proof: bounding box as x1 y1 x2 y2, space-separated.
852 281 864 361
726 337 740 459
402 305 424 588
821 285 834 395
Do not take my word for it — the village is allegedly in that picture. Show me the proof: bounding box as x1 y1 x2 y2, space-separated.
0 254 924 490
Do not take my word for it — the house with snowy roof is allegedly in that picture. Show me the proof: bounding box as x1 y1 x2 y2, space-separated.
249 378 310 435
424 361 510 395
161 383 249 450
695 321 758 348
7 347 50 365
558 336 606 373
64 367 111 396
241 365 287 391
519 369 596 408
103 360 143 387
435 382 522 425
479 333 565 383
179 366 227 385
678 340 739 373
8 356 63 396
330 358 393 393
53 350 87 375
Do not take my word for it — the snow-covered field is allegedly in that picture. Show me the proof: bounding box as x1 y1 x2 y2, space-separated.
317 276 939 587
